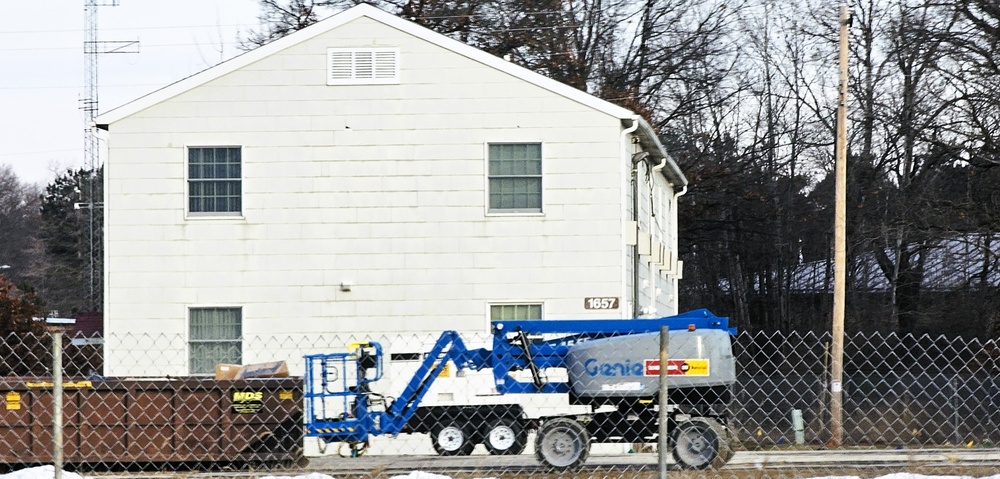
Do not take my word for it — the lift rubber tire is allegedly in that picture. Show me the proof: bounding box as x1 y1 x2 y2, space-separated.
483 418 527 455
670 417 733 470
431 422 475 456
534 417 590 470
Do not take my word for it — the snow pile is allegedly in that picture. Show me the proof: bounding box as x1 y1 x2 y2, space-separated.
261 472 485 479
259 474 338 479
0 468 487 479
387 473 462 479
0 466 87 479
810 475 1000 479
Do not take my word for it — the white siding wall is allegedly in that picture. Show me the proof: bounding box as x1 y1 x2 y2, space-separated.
104 17 641 374
651 171 681 316
623 160 682 319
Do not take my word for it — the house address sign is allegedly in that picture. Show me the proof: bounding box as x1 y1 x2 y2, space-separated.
583 297 620 310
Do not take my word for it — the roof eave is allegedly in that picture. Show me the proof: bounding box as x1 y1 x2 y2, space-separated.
628 117 688 187
95 5 379 126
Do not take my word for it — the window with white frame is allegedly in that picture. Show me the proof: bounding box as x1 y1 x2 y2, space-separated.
189 307 242 374
488 143 542 212
188 147 242 215
490 304 542 322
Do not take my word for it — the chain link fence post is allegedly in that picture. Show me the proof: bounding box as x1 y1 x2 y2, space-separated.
51 328 64 479
658 326 669 479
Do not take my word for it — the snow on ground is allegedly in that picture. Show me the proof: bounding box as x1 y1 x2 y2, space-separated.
4 467 1000 479
0 467 87 479
0 469 460 479
260 472 457 479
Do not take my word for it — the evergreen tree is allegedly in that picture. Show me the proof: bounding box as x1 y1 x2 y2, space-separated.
33 168 103 316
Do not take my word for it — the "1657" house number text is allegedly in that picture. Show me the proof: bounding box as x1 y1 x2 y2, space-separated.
584 297 620 310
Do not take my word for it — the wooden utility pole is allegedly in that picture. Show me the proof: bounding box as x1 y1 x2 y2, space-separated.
831 5 850 447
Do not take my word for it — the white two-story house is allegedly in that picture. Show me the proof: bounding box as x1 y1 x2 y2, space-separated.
95 4 689 379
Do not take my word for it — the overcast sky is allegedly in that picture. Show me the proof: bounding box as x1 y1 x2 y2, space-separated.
0 1 267 187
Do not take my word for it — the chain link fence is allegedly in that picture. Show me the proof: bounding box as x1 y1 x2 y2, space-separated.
2 327 999 478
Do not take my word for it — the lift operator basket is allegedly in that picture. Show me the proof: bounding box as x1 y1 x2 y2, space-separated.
303 342 383 446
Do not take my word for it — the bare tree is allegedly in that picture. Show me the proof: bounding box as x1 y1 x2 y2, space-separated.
0 165 42 286
940 0 1000 166
240 0 341 50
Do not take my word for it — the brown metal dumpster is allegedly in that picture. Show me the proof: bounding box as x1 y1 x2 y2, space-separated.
0 377 304 468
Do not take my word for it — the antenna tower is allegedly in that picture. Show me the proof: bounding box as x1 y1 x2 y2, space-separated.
81 0 138 312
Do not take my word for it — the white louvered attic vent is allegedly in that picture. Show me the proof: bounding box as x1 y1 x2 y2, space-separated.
327 48 399 85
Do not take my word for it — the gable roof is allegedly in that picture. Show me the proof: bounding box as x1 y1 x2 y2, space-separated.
95 4 686 186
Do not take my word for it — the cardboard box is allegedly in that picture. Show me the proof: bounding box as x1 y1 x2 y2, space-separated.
235 361 290 379
214 363 242 380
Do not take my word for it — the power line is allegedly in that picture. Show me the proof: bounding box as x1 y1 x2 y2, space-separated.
0 11 576 37
403 10 572 20
0 23 258 35
0 149 80 157
0 41 242 52
0 21 581 52
0 83 164 90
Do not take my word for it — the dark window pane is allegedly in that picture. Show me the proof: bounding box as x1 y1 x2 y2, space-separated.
489 177 540 210
189 307 242 375
488 143 541 211
188 147 241 214
491 304 542 321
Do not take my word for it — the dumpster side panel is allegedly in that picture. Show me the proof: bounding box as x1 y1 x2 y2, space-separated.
30 389 82 461
223 381 304 461
127 386 176 461
0 387 35 462
80 388 127 459
0 377 303 467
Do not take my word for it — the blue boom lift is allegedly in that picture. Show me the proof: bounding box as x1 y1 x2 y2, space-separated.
304 309 737 470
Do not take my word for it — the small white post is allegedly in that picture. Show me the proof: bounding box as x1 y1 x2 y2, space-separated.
792 409 805 445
